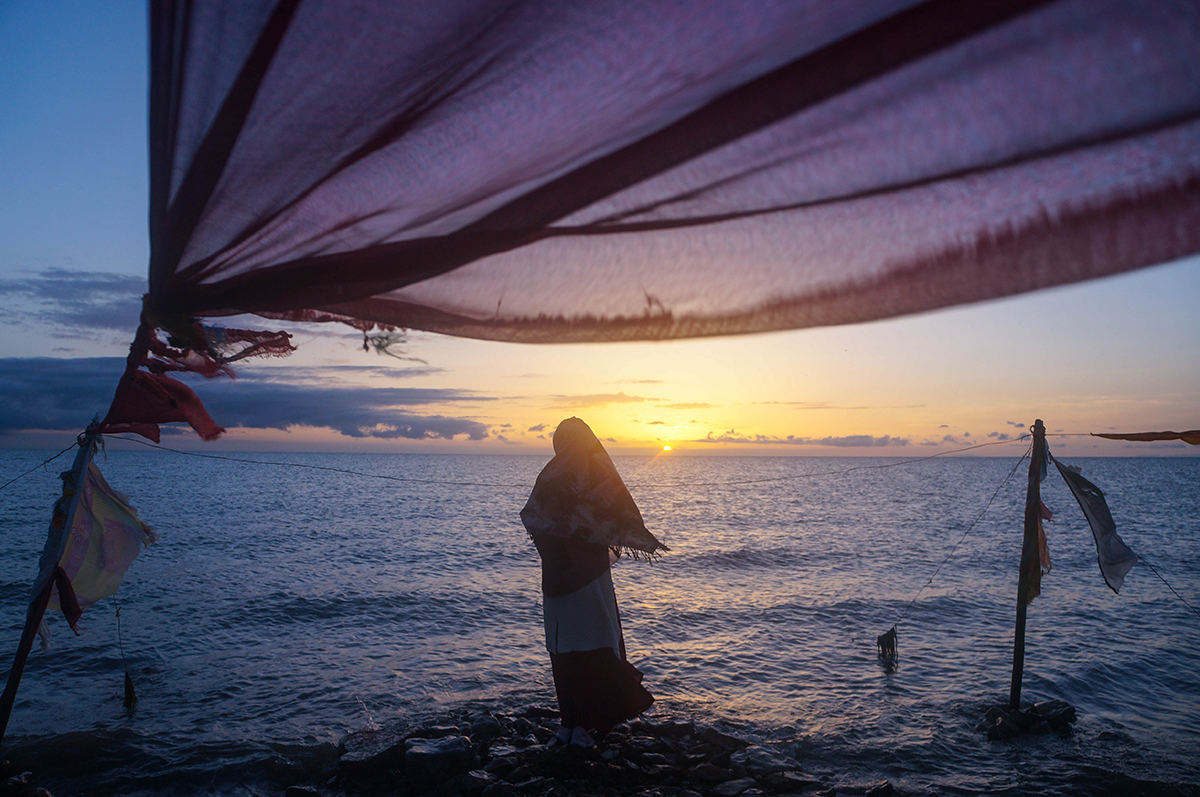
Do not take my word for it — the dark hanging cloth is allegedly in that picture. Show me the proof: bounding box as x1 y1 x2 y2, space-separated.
1051 457 1137 593
102 1 1200 436
1092 431 1200 446
521 417 666 558
141 0 1200 341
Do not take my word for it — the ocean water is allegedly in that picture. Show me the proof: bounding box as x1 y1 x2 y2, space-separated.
0 449 1197 796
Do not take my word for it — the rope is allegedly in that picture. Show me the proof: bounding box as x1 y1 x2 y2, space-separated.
0 443 79 493
891 442 1032 628
108 435 529 488
106 434 1030 491
1140 559 1200 621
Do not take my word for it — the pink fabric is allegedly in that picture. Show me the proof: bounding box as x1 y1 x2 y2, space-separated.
140 0 1200 342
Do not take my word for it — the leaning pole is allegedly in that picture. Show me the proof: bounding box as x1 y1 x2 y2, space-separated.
1009 419 1046 711
0 433 98 741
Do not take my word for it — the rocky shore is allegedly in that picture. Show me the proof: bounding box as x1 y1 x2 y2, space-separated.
318 708 894 797
0 701 1080 797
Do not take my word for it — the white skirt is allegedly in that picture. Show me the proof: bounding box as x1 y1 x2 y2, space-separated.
542 569 621 656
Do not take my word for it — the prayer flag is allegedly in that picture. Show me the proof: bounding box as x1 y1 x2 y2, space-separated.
1052 458 1137 594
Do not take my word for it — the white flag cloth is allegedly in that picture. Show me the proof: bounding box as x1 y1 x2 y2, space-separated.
1052 457 1137 594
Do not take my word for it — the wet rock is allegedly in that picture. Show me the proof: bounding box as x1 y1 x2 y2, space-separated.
763 771 823 793
630 736 672 755
730 745 800 776
486 743 520 759
406 735 475 788
509 775 547 795
698 726 751 750
647 720 696 738
510 717 537 736
481 782 517 797
340 726 410 778
687 762 735 783
640 752 671 767
1031 700 1076 727
864 781 894 797
483 755 517 775
416 724 465 739
450 770 499 797
986 712 1023 741
284 787 320 797
647 763 676 779
714 777 758 796
471 715 504 742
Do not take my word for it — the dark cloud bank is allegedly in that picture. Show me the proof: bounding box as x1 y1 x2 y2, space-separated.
0 269 144 333
0 358 489 440
695 430 909 447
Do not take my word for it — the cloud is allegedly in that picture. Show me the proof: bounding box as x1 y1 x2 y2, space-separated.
0 357 129 433
0 358 490 440
628 379 663 384
1006 420 1025 428
692 429 909 447
658 402 713 410
549 391 656 408
647 421 666 425
808 434 909 447
0 269 144 333
987 431 1013 441
528 424 548 432
756 401 925 410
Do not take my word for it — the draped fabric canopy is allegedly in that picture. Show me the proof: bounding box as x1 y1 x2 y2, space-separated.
145 0 1200 343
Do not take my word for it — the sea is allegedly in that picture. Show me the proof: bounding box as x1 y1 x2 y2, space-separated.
0 449 1197 796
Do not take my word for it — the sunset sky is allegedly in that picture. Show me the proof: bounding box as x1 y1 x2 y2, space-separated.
1 1 1197 456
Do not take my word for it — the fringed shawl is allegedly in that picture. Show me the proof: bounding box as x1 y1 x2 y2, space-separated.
521 418 666 559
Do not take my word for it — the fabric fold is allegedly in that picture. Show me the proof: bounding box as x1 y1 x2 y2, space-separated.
1051 456 1137 594
521 417 666 558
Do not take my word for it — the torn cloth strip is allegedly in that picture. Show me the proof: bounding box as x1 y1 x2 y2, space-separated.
1023 500 1054 604
1092 430 1200 445
96 316 293 442
1051 456 1137 594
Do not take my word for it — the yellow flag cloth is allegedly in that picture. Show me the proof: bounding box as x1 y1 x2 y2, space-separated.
49 463 156 612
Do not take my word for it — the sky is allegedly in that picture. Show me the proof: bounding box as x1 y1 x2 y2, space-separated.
0 1 1197 456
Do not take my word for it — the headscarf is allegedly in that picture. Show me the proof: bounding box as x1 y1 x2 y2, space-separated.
520 418 666 559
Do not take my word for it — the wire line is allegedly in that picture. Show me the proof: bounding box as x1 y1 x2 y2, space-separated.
0 443 79 493
1140 559 1200 621
106 434 1031 491
892 443 1032 628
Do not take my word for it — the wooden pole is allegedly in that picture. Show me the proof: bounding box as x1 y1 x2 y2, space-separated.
1009 419 1046 711
0 433 97 741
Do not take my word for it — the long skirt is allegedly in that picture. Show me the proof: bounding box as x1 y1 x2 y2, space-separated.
542 568 653 733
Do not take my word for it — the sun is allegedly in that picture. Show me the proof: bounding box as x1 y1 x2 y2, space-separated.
662 445 672 452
